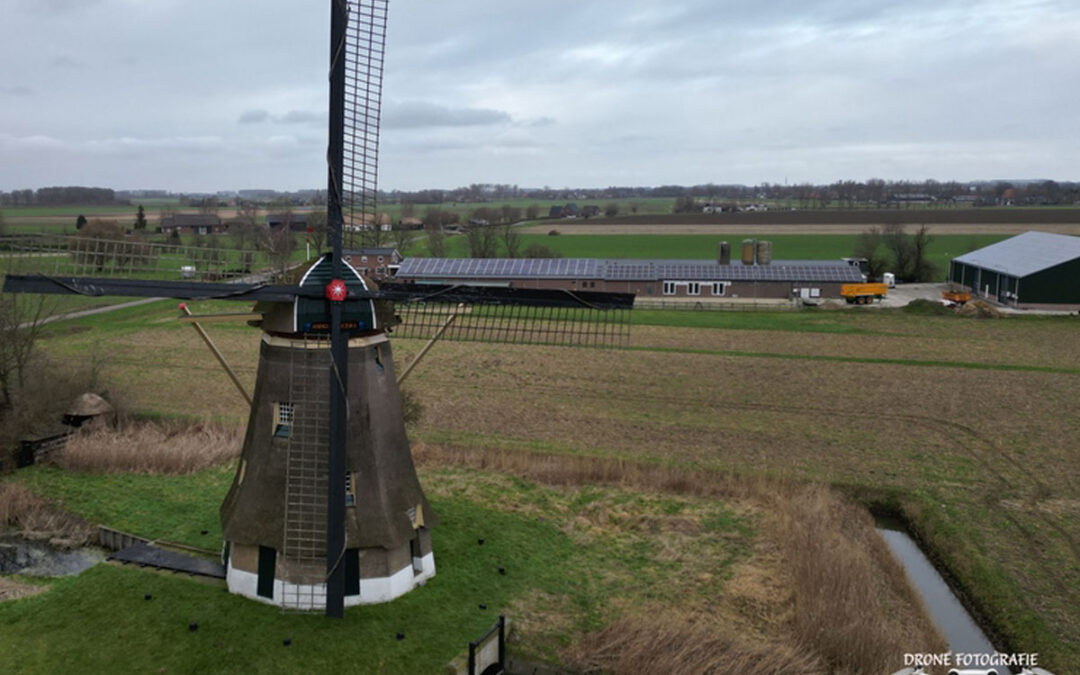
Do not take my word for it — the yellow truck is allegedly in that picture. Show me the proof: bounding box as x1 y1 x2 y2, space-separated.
841 283 889 304
942 289 972 305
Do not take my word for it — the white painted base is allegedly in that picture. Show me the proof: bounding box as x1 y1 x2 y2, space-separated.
225 553 436 610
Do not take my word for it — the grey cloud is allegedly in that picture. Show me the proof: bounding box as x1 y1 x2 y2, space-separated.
383 101 513 130
49 56 82 69
19 0 105 13
277 110 322 125
239 109 323 126
1 86 35 97
238 109 271 124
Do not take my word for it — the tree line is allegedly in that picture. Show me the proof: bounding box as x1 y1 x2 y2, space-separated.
380 179 1080 209
0 186 123 207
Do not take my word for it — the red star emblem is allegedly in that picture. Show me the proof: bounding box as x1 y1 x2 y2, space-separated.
325 279 347 301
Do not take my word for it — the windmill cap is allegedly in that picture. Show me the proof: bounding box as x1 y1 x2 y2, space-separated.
67 393 114 417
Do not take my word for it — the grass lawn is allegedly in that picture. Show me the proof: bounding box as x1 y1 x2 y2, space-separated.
1 465 753 674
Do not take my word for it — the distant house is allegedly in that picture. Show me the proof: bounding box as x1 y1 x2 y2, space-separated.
398 216 424 230
563 203 580 218
344 213 392 233
580 205 601 218
888 193 935 205
266 213 310 232
343 248 402 280
160 213 223 235
548 206 564 218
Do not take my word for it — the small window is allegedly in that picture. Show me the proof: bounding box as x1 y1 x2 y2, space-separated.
711 282 726 296
376 266 385 276
810 288 821 298
274 402 293 438
663 282 676 296
377 256 385 263
360 256 368 263
344 255 352 262
687 282 700 296
345 473 356 507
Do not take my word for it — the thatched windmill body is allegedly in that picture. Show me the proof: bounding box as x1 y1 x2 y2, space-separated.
2 0 633 616
219 256 437 610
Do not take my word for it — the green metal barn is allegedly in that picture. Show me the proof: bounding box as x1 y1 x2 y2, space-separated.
949 231 1080 308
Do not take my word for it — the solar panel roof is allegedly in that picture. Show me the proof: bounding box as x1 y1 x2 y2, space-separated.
397 257 864 283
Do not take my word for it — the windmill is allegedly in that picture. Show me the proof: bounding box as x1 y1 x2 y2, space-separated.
1 0 633 617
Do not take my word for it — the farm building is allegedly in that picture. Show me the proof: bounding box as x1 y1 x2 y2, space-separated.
343 247 402 280
266 212 310 231
949 231 1080 308
394 255 864 301
160 213 224 235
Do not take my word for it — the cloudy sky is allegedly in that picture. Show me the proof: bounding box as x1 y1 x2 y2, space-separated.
2 0 1078 192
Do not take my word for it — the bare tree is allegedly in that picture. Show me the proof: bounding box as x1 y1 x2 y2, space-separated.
233 200 260 250
501 223 521 258
0 294 52 410
0 210 6 236
909 225 937 282
390 225 412 256
525 204 540 220
523 242 563 258
307 211 328 253
882 223 937 282
425 224 447 257
499 204 522 224
466 224 498 258
853 227 889 281
198 196 220 215
604 202 619 217
257 226 297 277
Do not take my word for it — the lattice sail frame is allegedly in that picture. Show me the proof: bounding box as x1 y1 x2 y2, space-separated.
1 235 276 283
393 300 632 349
341 0 389 249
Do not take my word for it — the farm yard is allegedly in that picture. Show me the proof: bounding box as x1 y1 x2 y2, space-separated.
1 298 1077 672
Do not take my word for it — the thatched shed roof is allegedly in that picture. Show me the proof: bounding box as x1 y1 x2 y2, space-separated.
66 393 114 417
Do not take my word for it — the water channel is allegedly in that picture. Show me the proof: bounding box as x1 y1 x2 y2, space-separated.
0 534 105 577
876 519 1008 675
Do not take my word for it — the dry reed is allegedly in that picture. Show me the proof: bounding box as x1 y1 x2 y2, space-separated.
415 443 947 674
565 615 827 675
769 484 948 674
56 421 241 475
0 482 95 546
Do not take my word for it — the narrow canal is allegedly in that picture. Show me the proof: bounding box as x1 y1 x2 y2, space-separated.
876 519 1007 675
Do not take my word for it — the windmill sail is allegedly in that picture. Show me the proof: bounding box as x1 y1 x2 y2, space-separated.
341 0 389 249
0 0 637 619
1 234 278 284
